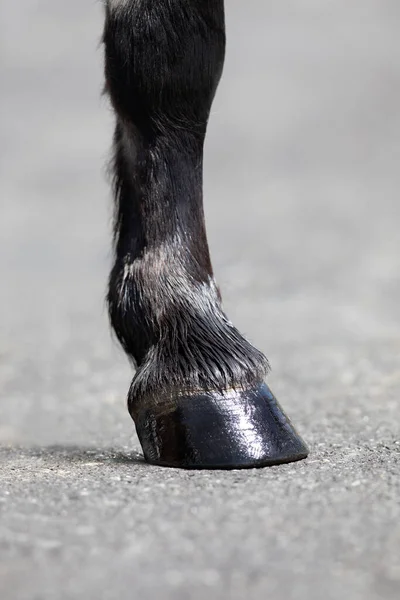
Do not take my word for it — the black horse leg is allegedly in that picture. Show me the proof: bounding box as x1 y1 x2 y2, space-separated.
103 0 308 468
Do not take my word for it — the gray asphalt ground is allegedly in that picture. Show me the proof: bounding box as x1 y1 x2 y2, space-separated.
1 2 400 599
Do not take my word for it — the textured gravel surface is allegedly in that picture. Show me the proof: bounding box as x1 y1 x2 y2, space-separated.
1 2 400 599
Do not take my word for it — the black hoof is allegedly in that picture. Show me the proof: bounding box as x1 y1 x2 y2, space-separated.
131 383 308 469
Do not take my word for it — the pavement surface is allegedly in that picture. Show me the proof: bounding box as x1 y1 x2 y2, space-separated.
1 1 400 599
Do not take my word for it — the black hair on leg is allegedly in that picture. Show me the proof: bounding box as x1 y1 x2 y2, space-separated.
103 0 269 413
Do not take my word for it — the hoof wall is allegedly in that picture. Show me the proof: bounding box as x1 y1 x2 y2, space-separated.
132 383 308 469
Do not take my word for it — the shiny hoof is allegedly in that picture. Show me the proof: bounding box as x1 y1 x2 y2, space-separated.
131 382 308 469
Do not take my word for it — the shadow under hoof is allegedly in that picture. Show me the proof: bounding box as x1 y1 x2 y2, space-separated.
131 383 308 470
25 445 145 466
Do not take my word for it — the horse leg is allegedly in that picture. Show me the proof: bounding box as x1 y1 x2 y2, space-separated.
103 0 308 469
